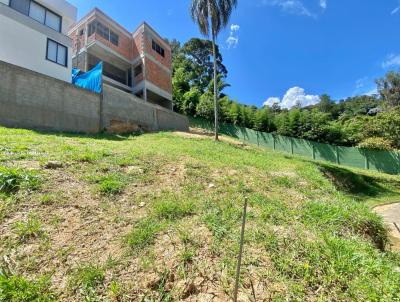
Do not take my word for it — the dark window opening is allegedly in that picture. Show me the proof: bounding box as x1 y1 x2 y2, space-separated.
87 21 119 46
134 64 142 77
79 29 84 36
152 40 165 57
46 39 67 67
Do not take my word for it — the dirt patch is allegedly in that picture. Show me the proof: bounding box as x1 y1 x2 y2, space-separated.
374 203 400 251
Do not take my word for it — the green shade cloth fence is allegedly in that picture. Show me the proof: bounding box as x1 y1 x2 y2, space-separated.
188 117 400 175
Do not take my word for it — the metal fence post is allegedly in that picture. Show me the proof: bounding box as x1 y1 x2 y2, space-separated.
336 146 340 165
312 144 316 160
256 131 260 147
365 152 370 170
273 135 276 150
291 139 294 155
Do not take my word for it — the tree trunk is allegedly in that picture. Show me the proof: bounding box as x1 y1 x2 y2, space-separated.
212 33 219 141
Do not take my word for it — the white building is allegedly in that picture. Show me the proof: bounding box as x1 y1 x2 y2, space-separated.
0 0 77 82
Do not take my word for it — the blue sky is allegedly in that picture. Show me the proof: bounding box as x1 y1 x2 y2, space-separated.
68 0 400 108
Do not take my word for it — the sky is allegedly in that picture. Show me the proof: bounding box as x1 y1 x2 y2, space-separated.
68 0 400 109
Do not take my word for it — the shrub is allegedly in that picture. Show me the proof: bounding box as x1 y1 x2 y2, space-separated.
68 264 105 293
358 137 393 151
98 174 126 195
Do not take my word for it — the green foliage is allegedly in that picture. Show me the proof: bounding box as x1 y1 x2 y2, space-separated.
358 137 393 150
13 214 44 242
125 218 163 251
153 197 195 220
68 264 105 294
97 173 126 195
0 167 40 195
377 71 400 108
0 272 55 302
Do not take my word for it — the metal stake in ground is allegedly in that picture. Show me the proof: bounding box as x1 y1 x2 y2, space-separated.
233 197 248 302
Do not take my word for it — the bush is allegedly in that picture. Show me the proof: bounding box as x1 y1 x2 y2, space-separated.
358 137 393 151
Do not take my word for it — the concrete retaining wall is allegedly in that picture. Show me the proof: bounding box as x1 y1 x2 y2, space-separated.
102 84 188 132
0 60 189 134
0 60 100 133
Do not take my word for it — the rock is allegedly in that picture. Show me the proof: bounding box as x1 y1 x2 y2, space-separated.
208 183 215 189
44 161 63 169
139 202 146 208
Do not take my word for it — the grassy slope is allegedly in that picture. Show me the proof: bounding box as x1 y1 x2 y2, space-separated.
0 127 399 301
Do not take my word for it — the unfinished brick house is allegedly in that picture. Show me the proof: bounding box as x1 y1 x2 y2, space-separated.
68 8 172 109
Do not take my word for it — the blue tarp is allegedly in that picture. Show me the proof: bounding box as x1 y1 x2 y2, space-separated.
72 62 103 93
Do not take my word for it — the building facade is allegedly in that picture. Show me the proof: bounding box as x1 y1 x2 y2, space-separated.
69 8 173 110
0 0 77 82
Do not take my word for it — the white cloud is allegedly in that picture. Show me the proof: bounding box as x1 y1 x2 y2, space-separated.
231 24 240 32
320 0 327 10
263 87 320 109
392 1 400 15
355 77 368 90
226 24 240 49
261 0 314 17
382 54 400 68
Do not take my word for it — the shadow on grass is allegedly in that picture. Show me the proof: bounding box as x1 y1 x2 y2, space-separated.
29 129 141 141
318 163 397 201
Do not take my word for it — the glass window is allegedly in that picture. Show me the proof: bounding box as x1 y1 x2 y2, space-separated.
57 44 67 66
47 39 67 67
110 31 119 46
88 21 96 36
96 22 109 40
29 1 45 23
47 40 57 62
10 0 30 15
45 10 61 31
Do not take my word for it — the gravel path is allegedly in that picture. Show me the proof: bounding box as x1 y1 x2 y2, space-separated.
374 203 400 251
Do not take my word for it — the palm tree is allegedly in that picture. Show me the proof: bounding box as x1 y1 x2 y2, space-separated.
190 0 238 140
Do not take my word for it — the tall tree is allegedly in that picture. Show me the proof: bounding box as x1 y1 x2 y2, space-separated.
190 0 238 140
376 71 400 108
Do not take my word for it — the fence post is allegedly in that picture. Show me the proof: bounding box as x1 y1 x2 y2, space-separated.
290 139 294 155
256 131 260 147
336 146 340 165
312 144 316 160
365 152 370 170
273 135 276 150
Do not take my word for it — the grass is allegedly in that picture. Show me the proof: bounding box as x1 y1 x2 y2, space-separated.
0 166 40 195
0 272 55 301
0 126 399 301
12 213 44 242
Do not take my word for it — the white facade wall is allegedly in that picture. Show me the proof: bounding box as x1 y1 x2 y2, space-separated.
0 13 72 82
35 0 77 35
0 0 9 5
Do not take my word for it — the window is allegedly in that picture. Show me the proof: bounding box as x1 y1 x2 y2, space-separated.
79 29 84 36
45 10 61 32
10 0 62 32
152 40 165 57
110 31 119 46
29 1 45 23
46 39 67 67
87 21 119 46
10 0 29 15
134 65 142 77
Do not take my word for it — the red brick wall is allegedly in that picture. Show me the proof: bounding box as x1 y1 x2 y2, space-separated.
143 32 171 70
91 27 132 60
145 59 172 94
132 29 143 60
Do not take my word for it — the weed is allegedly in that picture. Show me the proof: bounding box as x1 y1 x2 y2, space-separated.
125 218 163 251
98 173 126 195
0 271 55 301
152 196 196 220
108 280 122 300
13 213 44 242
0 166 40 195
68 263 105 293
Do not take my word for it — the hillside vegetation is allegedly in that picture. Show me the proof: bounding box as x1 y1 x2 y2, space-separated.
0 127 400 301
